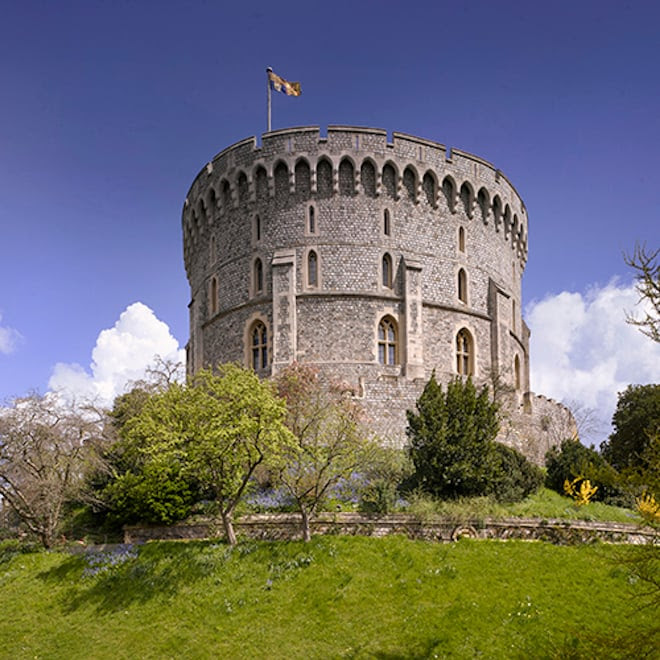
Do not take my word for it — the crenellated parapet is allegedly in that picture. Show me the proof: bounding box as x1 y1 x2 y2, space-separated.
182 126 528 280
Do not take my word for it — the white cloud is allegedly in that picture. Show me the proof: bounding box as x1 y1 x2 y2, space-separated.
0 313 23 354
526 280 660 442
49 302 185 406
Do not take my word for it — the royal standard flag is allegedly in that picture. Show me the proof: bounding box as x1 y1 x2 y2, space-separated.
268 69 301 96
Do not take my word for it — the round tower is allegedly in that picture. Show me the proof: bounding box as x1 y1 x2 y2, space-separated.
182 126 569 457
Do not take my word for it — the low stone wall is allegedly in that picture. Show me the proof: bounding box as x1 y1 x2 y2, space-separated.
124 513 655 546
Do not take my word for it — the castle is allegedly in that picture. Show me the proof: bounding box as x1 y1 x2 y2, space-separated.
182 126 573 463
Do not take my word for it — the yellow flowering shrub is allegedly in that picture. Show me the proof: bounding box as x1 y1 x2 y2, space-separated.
563 477 598 506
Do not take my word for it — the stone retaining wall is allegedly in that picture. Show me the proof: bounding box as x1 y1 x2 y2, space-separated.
124 513 655 546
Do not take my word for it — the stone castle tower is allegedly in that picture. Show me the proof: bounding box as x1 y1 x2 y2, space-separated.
182 126 573 463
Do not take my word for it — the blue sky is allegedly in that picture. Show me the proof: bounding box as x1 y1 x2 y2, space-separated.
1 1 658 442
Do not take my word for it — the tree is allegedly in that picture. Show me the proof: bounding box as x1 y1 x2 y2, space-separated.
407 374 500 499
121 364 293 545
545 438 625 505
625 243 659 342
601 384 660 473
273 363 375 541
0 394 100 548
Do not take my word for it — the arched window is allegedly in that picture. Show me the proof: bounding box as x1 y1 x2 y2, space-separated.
458 268 467 303
209 277 218 316
308 205 316 234
514 355 521 390
458 226 465 252
254 258 263 294
338 158 355 196
382 253 393 288
422 171 436 207
295 159 311 198
403 166 416 202
383 209 391 236
382 163 396 199
308 250 318 287
274 161 289 199
251 321 268 371
378 316 398 365
456 328 474 376
317 159 333 199
361 160 376 197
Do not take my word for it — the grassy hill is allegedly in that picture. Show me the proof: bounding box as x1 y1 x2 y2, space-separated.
1 535 656 659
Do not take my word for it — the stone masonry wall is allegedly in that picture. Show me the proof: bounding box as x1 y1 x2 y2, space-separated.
182 126 565 457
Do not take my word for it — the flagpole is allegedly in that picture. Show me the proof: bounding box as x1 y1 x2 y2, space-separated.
266 67 272 132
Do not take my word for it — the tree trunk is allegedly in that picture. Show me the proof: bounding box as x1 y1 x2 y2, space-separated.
221 510 237 546
301 508 312 542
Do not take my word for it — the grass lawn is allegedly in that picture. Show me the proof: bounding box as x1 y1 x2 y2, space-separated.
1 536 656 659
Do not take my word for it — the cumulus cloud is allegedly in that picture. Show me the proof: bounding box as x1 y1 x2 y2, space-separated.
0 313 23 354
49 302 185 406
526 280 660 442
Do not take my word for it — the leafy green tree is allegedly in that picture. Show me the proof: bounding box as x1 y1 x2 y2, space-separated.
122 364 293 545
601 384 660 472
407 375 500 499
273 363 375 541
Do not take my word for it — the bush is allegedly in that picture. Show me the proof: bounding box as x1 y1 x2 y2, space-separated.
407 375 500 499
488 444 544 503
545 439 630 506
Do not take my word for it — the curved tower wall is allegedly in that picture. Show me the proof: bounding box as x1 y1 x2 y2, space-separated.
182 126 555 453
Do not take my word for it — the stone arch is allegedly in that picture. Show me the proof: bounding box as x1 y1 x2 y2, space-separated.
245 315 270 374
236 171 249 204
252 256 264 296
220 179 231 211
503 204 512 241
422 170 437 208
377 315 398 365
382 252 393 289
316 157 333 199
197 198 208 225
457 267 468 304
206 186 217 215
294 158 311 198
338 157 355 196
459 181 474 219
402 165 417 203
254 165 268 203
273 161 289 200
360 158 377 198
382 162 397 199
477 187 490 224
491 195 503 232
442 175 457 213
512 214 520 252
306 248 319 288
455 327 474 376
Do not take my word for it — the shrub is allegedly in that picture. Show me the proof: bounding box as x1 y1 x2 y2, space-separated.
407 375 500 499
488 444 544 503
545 439 630 506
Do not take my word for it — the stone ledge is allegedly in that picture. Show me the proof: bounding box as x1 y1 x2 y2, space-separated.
124 513 655 546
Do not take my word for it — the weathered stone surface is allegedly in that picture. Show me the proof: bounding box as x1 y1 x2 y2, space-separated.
125 513 655 546
182 126 573 459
